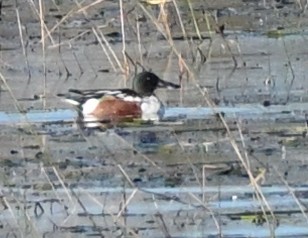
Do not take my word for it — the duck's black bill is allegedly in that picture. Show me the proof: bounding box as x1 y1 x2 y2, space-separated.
157 79 181 89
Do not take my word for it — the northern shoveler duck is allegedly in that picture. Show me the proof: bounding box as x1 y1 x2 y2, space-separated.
60 72 180 126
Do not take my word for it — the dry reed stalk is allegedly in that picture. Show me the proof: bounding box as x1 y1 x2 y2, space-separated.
188 192 221 235
97 28 125 73
38 0 47 108
92 27 117 72
28 0 55 45
70 189 106 237
116 188 138 218
236 121 277 233
2 197 22 235
0 72 23 112
136 14 143 64
45 0 103 44
40 166 72 206
193 83 277 231
75 0 105 14
80 187 139 237
52 166 73 202
187 0 201 40
119 0 129 83
15 8 31 83
71 0 123 73
274 166 308 222
137 2 195 80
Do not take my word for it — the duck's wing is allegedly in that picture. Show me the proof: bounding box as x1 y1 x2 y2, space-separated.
59 88 141 106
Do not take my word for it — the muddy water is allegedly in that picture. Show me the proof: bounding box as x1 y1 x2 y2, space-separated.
1 0 308 237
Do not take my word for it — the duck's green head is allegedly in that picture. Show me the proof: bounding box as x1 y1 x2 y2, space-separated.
133 72 180 96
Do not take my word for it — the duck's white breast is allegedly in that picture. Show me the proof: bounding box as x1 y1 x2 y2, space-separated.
141 96 164 121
